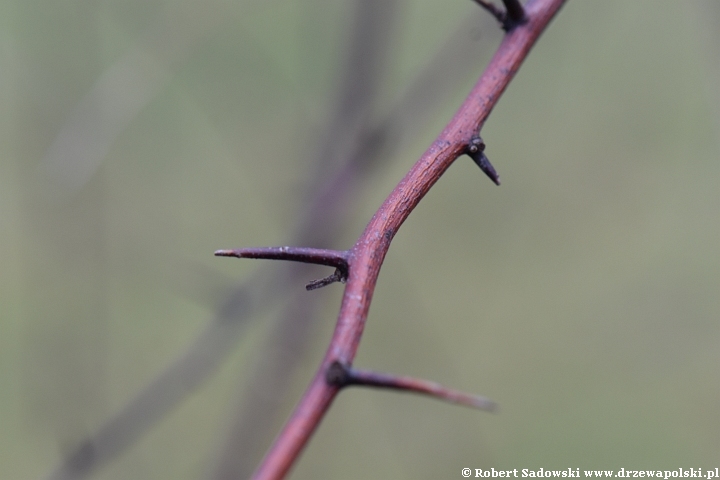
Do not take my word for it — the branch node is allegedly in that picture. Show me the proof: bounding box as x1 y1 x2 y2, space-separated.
325 361 352 387
467 136 500 185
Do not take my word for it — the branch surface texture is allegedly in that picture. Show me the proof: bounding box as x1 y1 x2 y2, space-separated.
236 0 568 478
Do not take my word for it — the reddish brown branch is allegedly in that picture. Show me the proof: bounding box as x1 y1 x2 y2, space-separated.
326 361 497 412
249 1 567 478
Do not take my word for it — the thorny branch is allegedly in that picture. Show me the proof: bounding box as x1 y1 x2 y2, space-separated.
217 0 568 478
45 0 566 478
45 1 506 478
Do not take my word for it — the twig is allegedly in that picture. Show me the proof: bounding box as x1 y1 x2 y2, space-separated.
467 135 501 185
326 362 497 412
214 247 348 272
211 5 502 475
250 1 568 479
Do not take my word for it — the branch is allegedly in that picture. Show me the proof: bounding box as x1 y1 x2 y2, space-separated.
246 1 568 478
211 8 505 475
326 362 497 412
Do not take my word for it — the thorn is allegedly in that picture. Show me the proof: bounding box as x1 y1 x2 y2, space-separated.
326 361 497 412
216 246 350 291
471 151 501 185
214 246 349 269
467 136 500 185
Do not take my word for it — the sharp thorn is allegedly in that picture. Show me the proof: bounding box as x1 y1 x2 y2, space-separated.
469 151 500 185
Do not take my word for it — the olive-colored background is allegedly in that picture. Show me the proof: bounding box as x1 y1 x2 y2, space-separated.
2 1 720 479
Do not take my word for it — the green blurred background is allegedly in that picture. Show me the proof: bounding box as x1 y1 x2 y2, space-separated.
2 1 720 478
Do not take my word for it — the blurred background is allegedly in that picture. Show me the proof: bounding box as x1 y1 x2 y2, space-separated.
2 0 720 478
